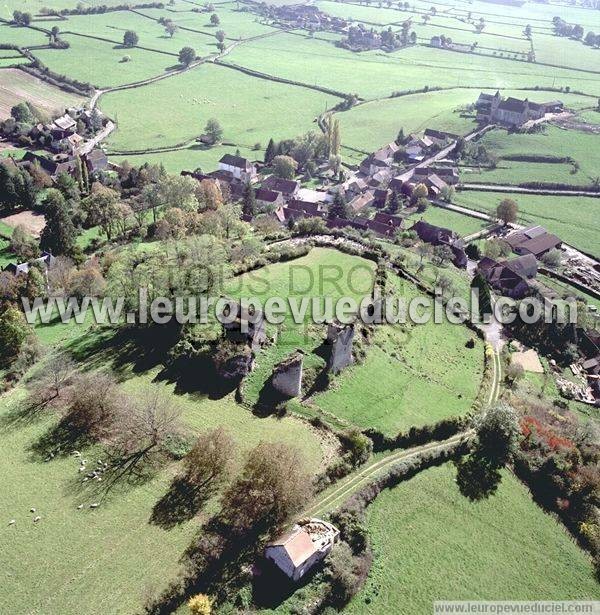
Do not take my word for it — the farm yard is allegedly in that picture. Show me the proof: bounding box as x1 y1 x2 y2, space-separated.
1 0 600 612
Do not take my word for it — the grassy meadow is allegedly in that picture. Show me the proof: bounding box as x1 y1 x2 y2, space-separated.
347 464 599 614
100 62 336 151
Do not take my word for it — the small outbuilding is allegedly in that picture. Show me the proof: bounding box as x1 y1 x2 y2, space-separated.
264 518 339 582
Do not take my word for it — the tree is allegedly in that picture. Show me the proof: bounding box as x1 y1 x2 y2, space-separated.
471 271 492 318
215 29 226 43
415 243 431 270
272 155 297 180
165 21 178 37
9 225 39 261
496 198 518 225
83 186 122 241
123 30 139 47
264 138 276 163
221 442 311 533
541 248 562 268
410 183 429 205
178 46 196 66
505 362 525 388
40 189 77 256
524 24 532 38
386 190 400 214
10 102 32 124
433 244 454 266
241 182 256 218
185 427 236 490
329 192 348 219
440 185 455 203
188 594 212 615
204 118 223 144
49 25 60 42
0 306 30 367
112 387 183 459
475 402 520 468
210 13 220 26
395 127 405 145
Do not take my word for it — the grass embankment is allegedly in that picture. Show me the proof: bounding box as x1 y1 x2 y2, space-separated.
347 464 599 614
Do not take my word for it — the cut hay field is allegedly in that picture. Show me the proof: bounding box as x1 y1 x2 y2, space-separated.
347 464 599 614
224 247 376 409
0 68 84 119
453 190 600 257
314 275 484 435
100 62 337 151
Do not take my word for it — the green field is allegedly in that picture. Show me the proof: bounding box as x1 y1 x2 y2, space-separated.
347 464 599 614
32 35 183 89
314 276 484 434
100 62 336 151
416 206 488 238
453 190 600 257
464 124 600 186
111 143 261 174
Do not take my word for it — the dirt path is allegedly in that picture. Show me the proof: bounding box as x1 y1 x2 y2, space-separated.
304 431 474 517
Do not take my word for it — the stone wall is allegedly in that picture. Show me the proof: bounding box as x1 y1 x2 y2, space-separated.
272 351 304 398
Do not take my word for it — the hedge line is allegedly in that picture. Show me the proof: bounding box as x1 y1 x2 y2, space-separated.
502 154 574 164
518 181 600 192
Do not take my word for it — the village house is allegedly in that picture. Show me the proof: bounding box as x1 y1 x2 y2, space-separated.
84 148 109 174
49 114 77 140
255 188 285 210
359 154 391 177
4 252 55 276
348 191 375 213
477 253 538 299
411 220 468 268
265 518 339 582
19 151 77 180
61 133 84 155
218 154 257 183
504 226 562 258
261 176 300 199
374 211 405 231
412 165 459 185
340 176 369 200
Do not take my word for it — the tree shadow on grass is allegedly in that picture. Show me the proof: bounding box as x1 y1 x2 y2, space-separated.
28 414 94 462
149 476 214 530
66 324 181 378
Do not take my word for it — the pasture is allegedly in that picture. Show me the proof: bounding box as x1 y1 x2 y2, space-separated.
314 275 484 435
453 190 600 256
465 124 600 186
347 464 599 614
0 69 84 119
100 62 336 151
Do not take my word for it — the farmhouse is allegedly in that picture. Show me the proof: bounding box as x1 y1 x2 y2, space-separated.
218 154 257 183
49 114 77 139
411 220 468 268
477 254 538 299
19 151 77 180
265 519 339 582
412 165 459 185
505 226 562 258
475 91 564 126
374 211 405 230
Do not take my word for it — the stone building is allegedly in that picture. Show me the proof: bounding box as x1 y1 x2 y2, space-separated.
272 350 304 398
326 322 355 374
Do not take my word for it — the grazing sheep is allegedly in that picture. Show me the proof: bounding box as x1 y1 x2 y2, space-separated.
30 508 36 513
8 520 15 526
89 503 99 509
77 505 84 510
33 516 41 523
